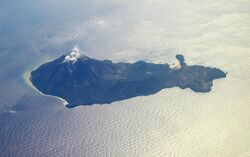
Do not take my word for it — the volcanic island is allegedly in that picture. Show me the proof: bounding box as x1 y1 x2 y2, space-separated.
30 50 227 108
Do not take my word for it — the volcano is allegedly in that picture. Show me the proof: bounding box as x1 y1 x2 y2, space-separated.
30 52 227 108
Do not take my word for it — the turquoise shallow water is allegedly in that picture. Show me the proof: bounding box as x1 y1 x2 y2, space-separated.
0 0 250 156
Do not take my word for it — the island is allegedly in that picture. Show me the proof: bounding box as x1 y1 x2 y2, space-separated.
30 50 227 108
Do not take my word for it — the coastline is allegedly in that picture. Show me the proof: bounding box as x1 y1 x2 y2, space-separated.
23 69 69 106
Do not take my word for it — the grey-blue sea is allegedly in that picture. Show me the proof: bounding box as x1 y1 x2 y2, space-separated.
0 0 249 156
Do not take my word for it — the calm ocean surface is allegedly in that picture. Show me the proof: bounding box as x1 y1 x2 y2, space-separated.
0 0 249 156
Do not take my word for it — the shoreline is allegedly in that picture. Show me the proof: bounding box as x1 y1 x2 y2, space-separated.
23 69 69 106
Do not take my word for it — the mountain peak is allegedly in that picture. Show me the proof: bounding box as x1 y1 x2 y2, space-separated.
64 45 88 63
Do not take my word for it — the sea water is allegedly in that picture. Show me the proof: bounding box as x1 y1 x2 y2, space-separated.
0 0 249 156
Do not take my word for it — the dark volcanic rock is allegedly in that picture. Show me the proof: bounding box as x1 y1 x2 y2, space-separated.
176 54 186 66
30 54 227 108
